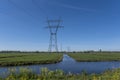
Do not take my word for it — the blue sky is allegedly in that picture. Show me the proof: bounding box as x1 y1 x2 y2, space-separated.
0 0 120 51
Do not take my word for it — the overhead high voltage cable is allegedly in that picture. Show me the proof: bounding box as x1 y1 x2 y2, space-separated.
8 0 38 19
32 0 47 16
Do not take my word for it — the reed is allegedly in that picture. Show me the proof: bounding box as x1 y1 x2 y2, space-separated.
0 67 120 80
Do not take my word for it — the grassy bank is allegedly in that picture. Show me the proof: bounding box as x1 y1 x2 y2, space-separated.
0 53 63 66
68 53 120 62
1 67 120 80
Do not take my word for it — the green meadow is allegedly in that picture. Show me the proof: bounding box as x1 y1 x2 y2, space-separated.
68 52 120 62
0 53 63 66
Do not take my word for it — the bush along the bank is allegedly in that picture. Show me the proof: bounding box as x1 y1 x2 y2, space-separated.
1 68 120 80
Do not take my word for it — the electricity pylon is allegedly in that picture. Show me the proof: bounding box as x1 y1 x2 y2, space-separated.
46 18 63 53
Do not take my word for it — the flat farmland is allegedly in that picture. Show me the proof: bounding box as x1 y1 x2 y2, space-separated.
68 53 120 62
0 53 63 66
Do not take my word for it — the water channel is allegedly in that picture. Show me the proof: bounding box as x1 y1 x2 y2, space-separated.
0 54 120 77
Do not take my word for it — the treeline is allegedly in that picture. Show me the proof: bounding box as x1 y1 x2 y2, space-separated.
0 50 120 53
68 51 120 53
0 51 46 53
0 51 65 53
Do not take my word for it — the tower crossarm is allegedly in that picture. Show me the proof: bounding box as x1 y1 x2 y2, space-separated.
45 26 63 28
47 20 62 23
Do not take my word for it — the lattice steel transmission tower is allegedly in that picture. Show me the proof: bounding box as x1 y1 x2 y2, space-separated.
46 18 63 53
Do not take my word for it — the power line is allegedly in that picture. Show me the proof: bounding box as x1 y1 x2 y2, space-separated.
32 0 47 16
8 0 37 19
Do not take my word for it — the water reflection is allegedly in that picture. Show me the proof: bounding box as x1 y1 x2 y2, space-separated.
0 54 120 76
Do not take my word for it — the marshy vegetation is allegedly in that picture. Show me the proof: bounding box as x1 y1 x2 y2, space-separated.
68 52 120 62
1 52 120 80
0 53 63 66
1 67 120 80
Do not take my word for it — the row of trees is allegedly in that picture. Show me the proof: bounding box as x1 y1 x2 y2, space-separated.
0 50 120 53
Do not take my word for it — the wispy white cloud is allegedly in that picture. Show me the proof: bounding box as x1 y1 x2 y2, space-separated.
60 4 96 12
49 1 96 12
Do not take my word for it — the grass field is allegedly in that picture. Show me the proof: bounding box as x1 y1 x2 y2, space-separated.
1 67 120 80
68 53 120 62
0 53 63 66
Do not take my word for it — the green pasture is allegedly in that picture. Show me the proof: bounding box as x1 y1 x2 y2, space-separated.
0 53 63 66
68 53 120 62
